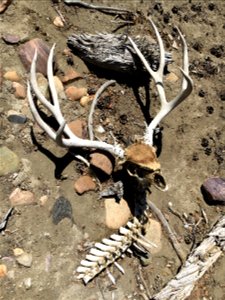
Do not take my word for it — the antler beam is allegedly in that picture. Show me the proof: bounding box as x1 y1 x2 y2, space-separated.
128 16 193 146
27 44 124 158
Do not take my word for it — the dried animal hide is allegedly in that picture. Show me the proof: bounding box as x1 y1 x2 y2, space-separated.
67 33 172 73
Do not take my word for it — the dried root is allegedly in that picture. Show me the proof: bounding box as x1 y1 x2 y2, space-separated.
76 217 154 284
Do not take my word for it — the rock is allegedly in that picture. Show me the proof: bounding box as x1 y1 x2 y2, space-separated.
16 252 33 267
23 277 32 289
0 146 20 176
36 73 49 97
65 86 87 101
80 95 93 107
39 195 48 206
13 248 24 256
18 38 51 76
68 119 87 139
53 76 64 95
60 68 82 83
51 196 74 225
2 34 20 44
201 177 225 205
0 264 7 277
53 16 64 28
9 187 36 206
166 72 179 83
90 152 113 176
12 82 26 98
104 198 131 229
3 70 21 82
74 175 96 195
144 218 162 254
7 112 27 124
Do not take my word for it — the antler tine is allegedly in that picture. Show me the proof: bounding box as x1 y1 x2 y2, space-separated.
128 17 193 146
27 45 125 158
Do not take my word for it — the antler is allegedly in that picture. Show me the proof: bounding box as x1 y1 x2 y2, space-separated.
27 44 124 158
128 16 193 146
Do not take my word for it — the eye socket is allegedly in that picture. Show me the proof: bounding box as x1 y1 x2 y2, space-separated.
153 173 167 191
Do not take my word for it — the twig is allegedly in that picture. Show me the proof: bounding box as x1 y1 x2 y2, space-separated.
53 5 66 25
88 80 116 140
64 0 134 16
148 201 186 264
138 265 152 299
0 207 14 232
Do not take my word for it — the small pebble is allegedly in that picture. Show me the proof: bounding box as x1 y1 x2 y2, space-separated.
2 34 20 44
80 95 92 107
53 76 64 94
74 175 96 195
23 277 32 290
7 113 27 124
53 16 64 28
9 187 36 206
13 248 24 256
36 73 49 97
166 72 179 82
60 68 82 83
65 86 87 101
12 82 26 99
39 195 48 206
0 264 7 277
3 70 21 82
16 252 33 267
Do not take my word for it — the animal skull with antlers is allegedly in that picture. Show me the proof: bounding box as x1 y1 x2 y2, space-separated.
27 17 193 197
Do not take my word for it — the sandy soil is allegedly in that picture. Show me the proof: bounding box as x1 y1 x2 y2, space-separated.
0 0 225 299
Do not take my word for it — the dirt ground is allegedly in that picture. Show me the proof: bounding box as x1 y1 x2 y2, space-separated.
0 0 225 299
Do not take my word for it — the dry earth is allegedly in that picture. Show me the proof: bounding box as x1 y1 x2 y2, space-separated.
0 0 225 299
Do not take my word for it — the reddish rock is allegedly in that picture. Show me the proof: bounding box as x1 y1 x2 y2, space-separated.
74 175 96 195
60 68 82 83
18 38 51 76
68 119 87 139
65 86 87 101
2 34 20 44
3 70 21 82
9 188 36 206
80 95 93 107
201 177 225 205
90 152 113 176
12 82 26 99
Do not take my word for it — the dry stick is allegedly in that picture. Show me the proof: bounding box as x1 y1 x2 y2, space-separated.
88 80 116 141
64 0 134 15
151 215 225 300
148 201 186 264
